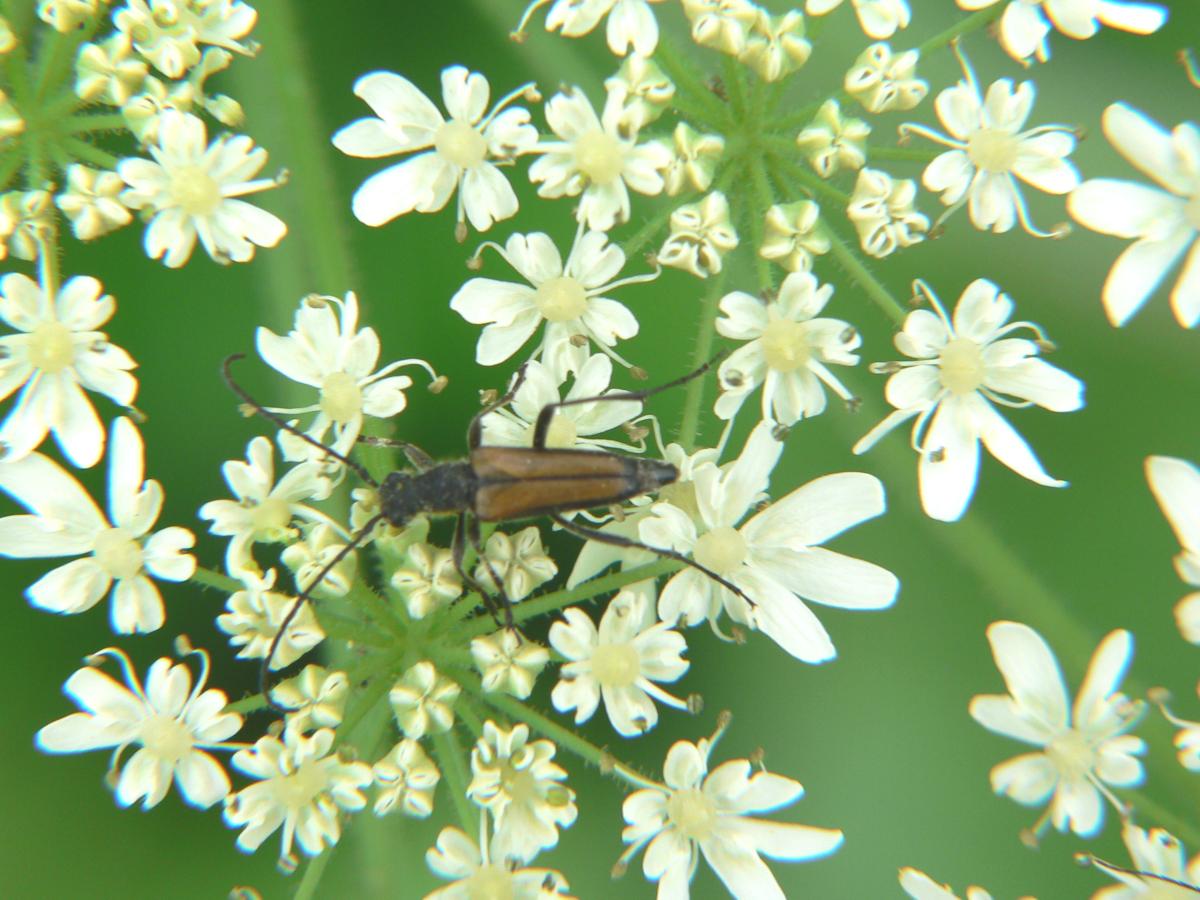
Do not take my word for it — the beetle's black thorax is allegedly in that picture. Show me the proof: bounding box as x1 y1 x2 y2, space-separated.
379 462 477 526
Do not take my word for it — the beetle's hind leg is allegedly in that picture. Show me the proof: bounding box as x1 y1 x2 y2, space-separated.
451 513 517 631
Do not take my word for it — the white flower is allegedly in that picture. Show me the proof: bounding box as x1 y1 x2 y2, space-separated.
955 0 1166 64
738 9 811 82
969 621 1146 838
844 43 927 114
1068 103 1200 328
373 739 440 818
391 542 463 618
529 84 671 231
899 867 1000 900
119 110 286 267
390 661 460 740
806 0 910 38
715 271 860 427
1090 822 1200 899
468 721 578 864
642 422 898 663
451 229 646 374
471 629 550 699
55 164 133 240
660 123 725 196
474 525 558 602
480 355 642 451
333 66 537 232
658 191 739 279
215 569 325 670
900 47 1079 236
682 0 760 55
38 0 102 33
846 167 929 257
517 0 666 57
550 586 688 736
760 200 830 272
607 53 675 130
795 100 869 179
75 34 148 105
256 292 438 460
0 417 195 633
198 435 334 576
620 723 843 899
854 278 1083 522
425 817 573 899
0 271 137 467
268 665 348 734
37 645 241 809
224 727 372 861
114 0 257 79
1145 456 1200 643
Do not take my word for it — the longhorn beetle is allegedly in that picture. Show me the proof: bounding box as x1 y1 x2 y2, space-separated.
221 352 754 706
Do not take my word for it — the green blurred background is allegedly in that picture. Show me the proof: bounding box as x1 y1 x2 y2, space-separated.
2 1 1199 897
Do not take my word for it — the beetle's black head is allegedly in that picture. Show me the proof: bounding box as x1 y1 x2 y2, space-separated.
379 470 419 526
634 458 678 495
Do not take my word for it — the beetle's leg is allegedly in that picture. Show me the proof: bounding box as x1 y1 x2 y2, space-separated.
357 436 435 471
465 516 517 631
468 363 530 450
532 350 728 449
259 514 384 711
450 513 514 628
223 354 379 487
550 512 757 612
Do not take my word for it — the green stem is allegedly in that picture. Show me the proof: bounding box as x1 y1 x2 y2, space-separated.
764 143 849 206
822 222 907 324
311 607 394 648
64 112 127 134
293 850 333 900
1123 788 1200 850
675 265 728 451
432 727 478 835
719 54 747 123
868 145 940 163
654 39 730 132
620 189 698 261
915 5 1005 57
190 565 243 593
333 664 395 749
746 159 775 293
61 136 118 169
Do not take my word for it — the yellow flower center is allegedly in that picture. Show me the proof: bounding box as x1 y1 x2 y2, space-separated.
27 321 75 373
92 527 144 580
966 128 1019 174
319 371 362 424
274 758 329 811
759 318 811 373
434 120 488 170
138 714 194 765
251 497 292 535
502 765 538 806
1045 729 1096 782
938 337 985 395
590 643 640 689
693 526 746 576
574 129 623 185
465 864 515 900
543 413 577 449
667 787 716 842
534 276 587 322
658 480 700 521
169 163 221 216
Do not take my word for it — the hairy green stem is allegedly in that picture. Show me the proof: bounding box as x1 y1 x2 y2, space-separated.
822 222 908 324
675 266 729 451
654 39 730 131
189 565 244 594
432 727 479 835
61 135 117 168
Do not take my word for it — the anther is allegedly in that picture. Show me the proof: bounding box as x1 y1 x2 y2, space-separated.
630 366 648 381
770 422 789 441
687 693 704 715
454 221 468 244
428 375 449 394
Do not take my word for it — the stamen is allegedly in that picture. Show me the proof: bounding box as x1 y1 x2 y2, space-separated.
897 122 964 150
481 81 541 130
911 278 952 328
1181 48 1200 88
511 0 553 43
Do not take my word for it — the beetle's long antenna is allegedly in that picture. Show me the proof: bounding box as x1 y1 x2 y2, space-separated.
533 350 728 449
222 353 379 488
259 513 384 711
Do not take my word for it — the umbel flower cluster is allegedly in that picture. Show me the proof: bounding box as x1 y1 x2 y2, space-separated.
0 1 1197 898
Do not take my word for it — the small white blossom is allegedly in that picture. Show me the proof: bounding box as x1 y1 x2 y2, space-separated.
899 867 1004 900
715 271 860 426
969 622 1145 838
1090 822 1200 898
280 522 356 598
38 0 101 32
658 191 739 279
480 355 641 452
1068 103 1200 328
468 721 578 864
224 727 372 862
607 53 675 130
475 525 558 602
55 165 134 241
760 200 830 273
115 0 257 79
550 586 689 736
198 435 334 577
845 43 927 114
901 48 1079 236
215 569 325 670
738 9 811 82
846 167 929 257
620 723 843 899
391 542 463 618
518 0 666 57
2 188 53 260
425 817 573 899
796 100 869 178
333 66 537 232
75 34 148 105
642 422 898 662
373 738 440 818
451 229 647 374
529 84 671 231
0 417 195 633
682 0 760 55
854 278 1083 522
806 0 910 38
472 629 550 699
1145 456 1200 643
119 110 286 267
389 661 460 740
0 271 137 467
269 665 349 734
660 123 725 196
37 645 241 809
955 0 1166 64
